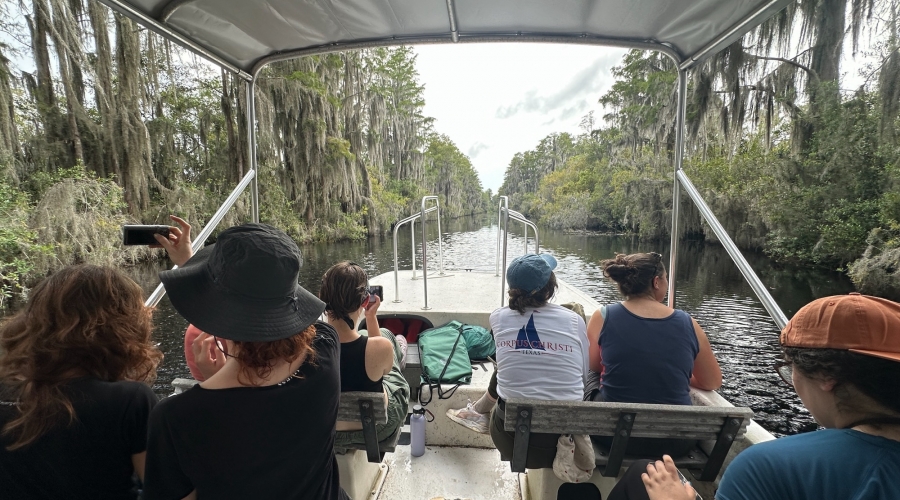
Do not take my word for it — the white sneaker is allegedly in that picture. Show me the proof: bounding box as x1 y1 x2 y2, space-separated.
446 400 489 434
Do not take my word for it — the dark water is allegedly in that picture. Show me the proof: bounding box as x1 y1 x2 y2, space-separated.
136 214 855 437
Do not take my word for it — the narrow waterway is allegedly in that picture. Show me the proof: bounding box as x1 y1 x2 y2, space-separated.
137 214 855 437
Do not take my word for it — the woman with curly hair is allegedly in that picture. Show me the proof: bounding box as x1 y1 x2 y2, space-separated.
0 264 162 499
144 219 348 500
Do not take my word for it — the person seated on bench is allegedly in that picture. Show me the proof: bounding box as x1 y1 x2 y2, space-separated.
0 265 162 499
585 252 721 457
144 220 348 500
455 254 588 467
614 293 900 500
319 261 410 448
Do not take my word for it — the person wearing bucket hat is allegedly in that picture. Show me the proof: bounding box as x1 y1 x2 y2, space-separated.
616 293 900 500
143 217 349 500
446 253 589 467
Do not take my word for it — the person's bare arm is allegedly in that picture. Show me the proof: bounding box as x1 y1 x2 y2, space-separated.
586 309 605 373
154 215 193 266
182 491 197 500
690 318 723 391
364 294 382 337
132 452 146 482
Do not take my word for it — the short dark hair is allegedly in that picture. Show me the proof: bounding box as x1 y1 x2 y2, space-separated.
600 252 665 298
784 347 900 417
508 273 558 313
319 261 368 327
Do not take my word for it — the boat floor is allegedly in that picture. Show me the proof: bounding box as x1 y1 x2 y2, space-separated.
380 444 522 500
373 270 599 329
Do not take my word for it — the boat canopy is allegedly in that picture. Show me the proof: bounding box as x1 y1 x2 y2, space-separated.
99 0 792 77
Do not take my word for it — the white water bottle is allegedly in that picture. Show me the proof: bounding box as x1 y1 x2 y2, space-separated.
410 405 426 457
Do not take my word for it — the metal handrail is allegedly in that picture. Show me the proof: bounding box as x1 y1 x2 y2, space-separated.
495 196 509 276
144 169 257 308
391 196 445 308
497 206 541 306
676 169 788 328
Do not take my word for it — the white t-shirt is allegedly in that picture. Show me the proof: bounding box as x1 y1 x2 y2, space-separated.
491 304 589 402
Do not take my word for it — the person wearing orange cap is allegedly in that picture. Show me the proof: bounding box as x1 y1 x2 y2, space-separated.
615 292 900 500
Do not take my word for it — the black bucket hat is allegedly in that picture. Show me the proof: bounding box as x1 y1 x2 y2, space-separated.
159 223 325 342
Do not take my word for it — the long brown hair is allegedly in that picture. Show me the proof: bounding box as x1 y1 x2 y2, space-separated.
0 265 162 450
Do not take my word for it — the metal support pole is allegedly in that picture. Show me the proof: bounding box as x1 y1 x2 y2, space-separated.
668 70 687 309
496 196 508 276
436 201 445 275
677 170 789 328
247 77 260 223
411 218 417 279
421 197 433 310
500 208 509 307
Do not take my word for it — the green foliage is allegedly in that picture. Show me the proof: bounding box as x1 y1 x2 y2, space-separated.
0 179 42 311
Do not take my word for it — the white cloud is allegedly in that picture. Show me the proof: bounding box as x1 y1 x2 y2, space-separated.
415 43 626 192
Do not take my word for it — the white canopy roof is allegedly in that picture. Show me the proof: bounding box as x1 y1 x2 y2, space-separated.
98 0 792 78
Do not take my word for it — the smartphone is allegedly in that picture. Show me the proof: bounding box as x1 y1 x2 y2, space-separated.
675 468 703 500
368 285 383 303
123 225 170 246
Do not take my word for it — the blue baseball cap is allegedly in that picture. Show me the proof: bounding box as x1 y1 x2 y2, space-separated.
507 253 558 294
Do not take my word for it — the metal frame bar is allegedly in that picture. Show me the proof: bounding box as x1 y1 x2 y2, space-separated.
679 0 791 71
677 170 788 328
247 77 259 223
495 196 509 276
420 196 444 310
95 0 251 80
498 207 540 307
667 70 687 308
445 0 460 43
391 206 438 302
251 35 682 76
144 169 257 308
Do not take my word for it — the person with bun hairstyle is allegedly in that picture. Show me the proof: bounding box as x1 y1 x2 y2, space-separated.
616 293 900 500
319 261 410 448
585 252 721 456
0 265 162 499
144 219 348 500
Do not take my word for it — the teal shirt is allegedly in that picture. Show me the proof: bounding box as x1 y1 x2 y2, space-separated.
718 429 900 500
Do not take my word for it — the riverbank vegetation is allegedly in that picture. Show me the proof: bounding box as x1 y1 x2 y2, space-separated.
0 1 490 311
499 0 900 299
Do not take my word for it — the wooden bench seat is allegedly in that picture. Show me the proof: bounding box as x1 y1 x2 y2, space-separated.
502 398 753 481
335 391 396 463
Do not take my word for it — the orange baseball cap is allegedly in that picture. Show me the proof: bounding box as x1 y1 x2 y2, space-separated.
780 293 900 362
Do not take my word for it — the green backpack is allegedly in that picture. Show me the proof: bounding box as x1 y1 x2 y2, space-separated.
462 324 495 360
418 320 472 404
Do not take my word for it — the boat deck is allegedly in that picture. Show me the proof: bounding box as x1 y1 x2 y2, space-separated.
373 269 600 329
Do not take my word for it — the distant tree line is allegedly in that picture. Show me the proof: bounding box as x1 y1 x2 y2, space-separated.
0 1 489 311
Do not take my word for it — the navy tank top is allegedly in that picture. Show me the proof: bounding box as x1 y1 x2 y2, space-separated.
598 303 699 405
340 336 383 393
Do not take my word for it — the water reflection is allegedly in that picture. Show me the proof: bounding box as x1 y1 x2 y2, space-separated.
136 214 854 437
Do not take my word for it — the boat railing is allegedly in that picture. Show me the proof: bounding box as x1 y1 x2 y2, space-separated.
143 169 257 308
496 197 540 307
391 196 446 309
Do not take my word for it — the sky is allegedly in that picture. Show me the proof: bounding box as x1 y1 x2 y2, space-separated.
414 44 626 192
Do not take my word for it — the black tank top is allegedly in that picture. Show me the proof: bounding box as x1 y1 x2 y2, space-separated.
340 336 383 393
